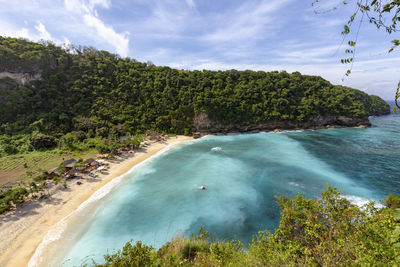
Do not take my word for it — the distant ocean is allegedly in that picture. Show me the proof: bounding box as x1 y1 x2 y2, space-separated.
45 110 400 266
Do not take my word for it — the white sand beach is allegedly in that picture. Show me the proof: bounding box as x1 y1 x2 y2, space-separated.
0 135 193 267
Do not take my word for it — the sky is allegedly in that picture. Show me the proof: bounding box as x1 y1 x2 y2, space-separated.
0 0 399 99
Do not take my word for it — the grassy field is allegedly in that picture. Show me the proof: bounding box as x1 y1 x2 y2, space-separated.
0 149 99 186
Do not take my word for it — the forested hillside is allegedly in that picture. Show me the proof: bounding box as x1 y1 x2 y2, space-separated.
0 37 389 136
0 36 390 158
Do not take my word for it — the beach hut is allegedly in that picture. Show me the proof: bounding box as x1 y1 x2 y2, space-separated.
91 160 100 167
48 168 62 179
84 158 100 167
76 166 87 173
66 168 79 179
61 158 77 168
84 158 95 165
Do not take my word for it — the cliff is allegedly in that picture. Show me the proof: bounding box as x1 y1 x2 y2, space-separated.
0 72 41 85
193 112 371 134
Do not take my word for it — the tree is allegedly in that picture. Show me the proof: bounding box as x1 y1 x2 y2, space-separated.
30 134 57 150
313 0 400 112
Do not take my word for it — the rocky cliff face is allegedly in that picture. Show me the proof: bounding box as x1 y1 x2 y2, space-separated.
0 71 41 85
193 113 371 134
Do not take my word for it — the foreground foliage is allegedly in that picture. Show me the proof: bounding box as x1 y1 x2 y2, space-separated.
95 187 400 266
314 0 400 112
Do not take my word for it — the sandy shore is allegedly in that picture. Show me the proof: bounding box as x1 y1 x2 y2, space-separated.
0 136 193 267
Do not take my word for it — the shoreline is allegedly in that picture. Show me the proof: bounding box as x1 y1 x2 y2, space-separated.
0 135 193 267
192 114 384 136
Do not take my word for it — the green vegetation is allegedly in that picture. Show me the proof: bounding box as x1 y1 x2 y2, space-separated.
0 36 389 184
0 186 28 213
0 36 389 141
0 36 390 216
95 187 400 266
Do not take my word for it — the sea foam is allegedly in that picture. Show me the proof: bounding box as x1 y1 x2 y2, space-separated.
343 195 385 209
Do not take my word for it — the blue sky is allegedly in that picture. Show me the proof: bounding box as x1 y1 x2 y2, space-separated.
0 0 399 99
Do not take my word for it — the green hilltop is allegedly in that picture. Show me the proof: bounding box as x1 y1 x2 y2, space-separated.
0 36 389 140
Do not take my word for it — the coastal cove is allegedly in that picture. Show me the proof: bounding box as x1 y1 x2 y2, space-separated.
0 2 399 264
0 136 193 267
29 114 400 266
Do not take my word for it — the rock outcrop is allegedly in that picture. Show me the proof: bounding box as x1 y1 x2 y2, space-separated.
193 112 371 134
0 71 41 85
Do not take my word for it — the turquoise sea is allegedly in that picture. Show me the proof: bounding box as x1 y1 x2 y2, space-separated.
48 114 399 266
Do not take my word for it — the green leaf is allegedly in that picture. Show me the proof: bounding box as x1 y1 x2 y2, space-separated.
393 106 398 114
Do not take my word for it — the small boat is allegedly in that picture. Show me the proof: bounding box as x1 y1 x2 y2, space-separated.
200 186 206 190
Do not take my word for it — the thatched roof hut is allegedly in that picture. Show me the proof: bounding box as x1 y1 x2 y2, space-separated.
76 166 87 173
66 168 78 178
48 168 62 178
84 158 95 165
84 158 100 167
62 158 77 168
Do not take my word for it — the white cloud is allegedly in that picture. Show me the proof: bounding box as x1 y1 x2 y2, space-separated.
83 13 129 56
35 22 52 40
202 0 291 43
15 28 32 39
0 19 55 43
63 0 130 57
63 37 71 46
64 0 85 12
88 0 110 10
64 0 110 13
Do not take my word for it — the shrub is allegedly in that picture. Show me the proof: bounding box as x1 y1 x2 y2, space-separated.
179 240 209 261
9 187 28 204
33 170 49 181
384 194 400 209
71 131 87 142
100 241 154 267
96 127 109 138
96 143 111 154
30 134 57 149
3 144 18 154
0 187 29 214
0 201 9 214
52 176 62 185
59 133 75 149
